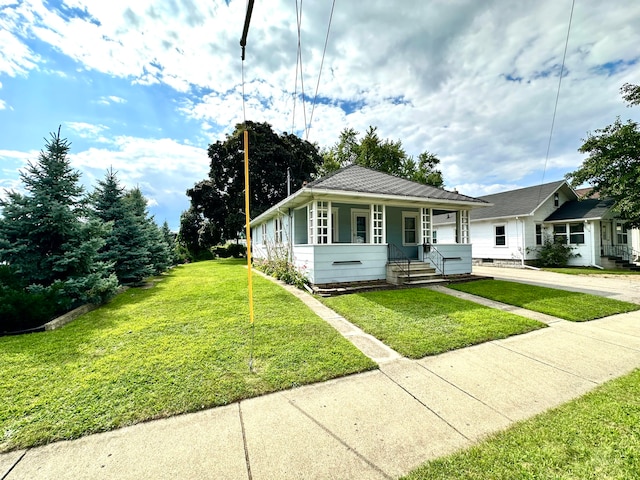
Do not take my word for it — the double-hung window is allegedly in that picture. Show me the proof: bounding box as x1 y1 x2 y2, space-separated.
569 223 584 244
494 225 506 246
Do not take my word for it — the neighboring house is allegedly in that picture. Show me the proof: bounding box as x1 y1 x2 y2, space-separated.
434 180 638 268
251 165 489 286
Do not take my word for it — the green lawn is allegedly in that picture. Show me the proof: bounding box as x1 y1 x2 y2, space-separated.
450 280 640 321
402 368 640 480
0 260 375 452
321 288 544 358
543 267 640 275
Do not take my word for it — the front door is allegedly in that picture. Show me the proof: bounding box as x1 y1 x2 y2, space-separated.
351 209 369 243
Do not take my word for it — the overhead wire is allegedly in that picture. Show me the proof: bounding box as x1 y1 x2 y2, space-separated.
537 0 575 204
292 0 307 135
306 0 336 141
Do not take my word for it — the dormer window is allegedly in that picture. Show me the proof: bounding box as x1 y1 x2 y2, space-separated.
554 192 559 207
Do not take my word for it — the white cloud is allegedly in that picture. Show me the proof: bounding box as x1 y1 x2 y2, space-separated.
65 122 110 139
3 0 640 221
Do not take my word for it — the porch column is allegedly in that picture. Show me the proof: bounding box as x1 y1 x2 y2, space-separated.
371 204 384 244
455 210 470 244
421 207 432 244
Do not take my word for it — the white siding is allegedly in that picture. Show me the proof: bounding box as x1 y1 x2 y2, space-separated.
425 244 472 274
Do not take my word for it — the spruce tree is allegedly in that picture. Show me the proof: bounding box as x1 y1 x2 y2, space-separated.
92 170 153 285
161 221 178 265
124 187 171 275
0 128 118 311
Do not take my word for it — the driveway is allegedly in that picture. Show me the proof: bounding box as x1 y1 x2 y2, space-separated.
473 266 640 304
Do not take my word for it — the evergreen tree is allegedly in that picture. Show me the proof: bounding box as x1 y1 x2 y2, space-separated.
161 221 179 265
124 187 171 276
92 170 152 285
0 128 118 311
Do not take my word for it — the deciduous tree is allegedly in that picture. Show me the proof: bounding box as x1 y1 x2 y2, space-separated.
320 126 445 187
182 121 322 251
567 84 640 228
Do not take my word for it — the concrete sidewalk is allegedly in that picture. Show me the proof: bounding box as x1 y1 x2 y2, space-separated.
3 279 640 479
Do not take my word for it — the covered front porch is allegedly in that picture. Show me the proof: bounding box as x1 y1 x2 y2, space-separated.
291 199 473 285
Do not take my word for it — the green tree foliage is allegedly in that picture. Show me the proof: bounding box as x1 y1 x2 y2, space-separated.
0 128 118 321
161 221 179 265
568 84 640 228
124 187 171 276
92 170 153 285
320 126 445 188
182 121 322 252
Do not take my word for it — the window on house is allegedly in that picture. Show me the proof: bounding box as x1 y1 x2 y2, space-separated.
535 224 543 245
432 229 438 244
331 208 339 243
569 223 584 244
554 192 559 207
403 212 418 245
261 223 267 245
274 216 283 244
494 225 506 246
553 224 567 243
351 209 369 243
616 223 628 244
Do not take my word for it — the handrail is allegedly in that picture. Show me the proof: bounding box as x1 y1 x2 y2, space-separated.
424 244 445 275
387 243 411 284
602 244 639 263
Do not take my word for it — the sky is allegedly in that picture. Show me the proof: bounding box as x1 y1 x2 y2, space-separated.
1 0 639 231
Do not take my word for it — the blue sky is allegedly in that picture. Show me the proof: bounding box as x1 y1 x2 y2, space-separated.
1 0 640 231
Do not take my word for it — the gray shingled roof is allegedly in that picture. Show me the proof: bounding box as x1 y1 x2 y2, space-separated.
306 165 487 204
469 180 567 221
545 198 615 221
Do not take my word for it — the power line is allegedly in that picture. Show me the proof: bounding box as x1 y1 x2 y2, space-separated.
538 0 575 203
306 0 336 141
292 0 307 135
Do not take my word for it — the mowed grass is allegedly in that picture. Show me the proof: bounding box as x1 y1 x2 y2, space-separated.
321 288 544 358
450 279 640 321
543 267 640 276
403 368 640 479
0 260 375 452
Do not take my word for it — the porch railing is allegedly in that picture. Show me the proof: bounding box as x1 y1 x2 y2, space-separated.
601 245 640 264
387 243 411 284
424 244 445 275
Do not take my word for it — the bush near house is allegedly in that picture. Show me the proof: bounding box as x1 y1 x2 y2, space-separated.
530 234 579 267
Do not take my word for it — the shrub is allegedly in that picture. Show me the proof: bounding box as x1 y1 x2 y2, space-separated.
254 245 308 289
531 234 580 267
226 243 246 258
0 285 60 333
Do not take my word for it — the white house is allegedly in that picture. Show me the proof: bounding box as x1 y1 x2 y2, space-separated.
434 180 639 269
250 165 489 286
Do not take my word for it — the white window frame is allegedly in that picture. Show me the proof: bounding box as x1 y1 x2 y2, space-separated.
402 211 419 246
331 207 339 243
569 222 585 245
274 216 283 244
494 224 507 247
535 224 543 245
261 223 267 245
351 209 370 243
